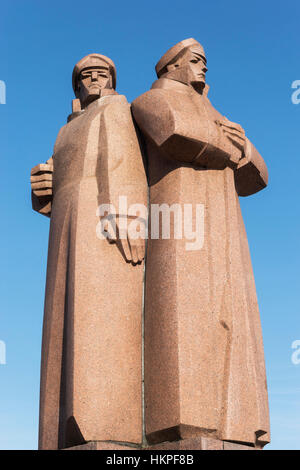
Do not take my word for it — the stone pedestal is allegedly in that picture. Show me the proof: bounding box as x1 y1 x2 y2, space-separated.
65 437 262 450
66 441 139 450
145 437 260 450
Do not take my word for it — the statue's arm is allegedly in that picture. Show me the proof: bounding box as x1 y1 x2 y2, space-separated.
131 90 236 169
234 137 268 196
103 96 147 208
98 96 148 264
132 90 202 162
31 157 53 217
132 90 268 195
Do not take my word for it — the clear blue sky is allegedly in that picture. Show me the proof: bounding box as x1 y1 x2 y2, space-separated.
0 0 299 450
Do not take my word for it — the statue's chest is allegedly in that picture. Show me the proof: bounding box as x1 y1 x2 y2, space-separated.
191 94 223 122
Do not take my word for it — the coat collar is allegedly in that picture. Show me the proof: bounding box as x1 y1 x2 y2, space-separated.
67 89 118 122
151 77 210 97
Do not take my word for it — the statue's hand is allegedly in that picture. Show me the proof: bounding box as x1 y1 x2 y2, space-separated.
120 235 145 265
31 158 53 199
217 117 247 155
103 217 146 265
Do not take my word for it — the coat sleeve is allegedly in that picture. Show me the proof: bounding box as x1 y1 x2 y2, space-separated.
131 89 207 163
131 90 239 170
234 138 268 196
98 95 148 217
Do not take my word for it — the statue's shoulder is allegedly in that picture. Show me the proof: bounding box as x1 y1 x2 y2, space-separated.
131 86 190 146
52 120 71 155
132 87 172 112
132 89 180 131
101 93 129 106
54 121 69 141
66 94 129 123
132 82 196 139
132 80 196 120
100 94 132 120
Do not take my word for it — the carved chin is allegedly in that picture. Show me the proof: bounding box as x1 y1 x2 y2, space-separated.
88 86 101 94
81 88 101 106
191 80 205 91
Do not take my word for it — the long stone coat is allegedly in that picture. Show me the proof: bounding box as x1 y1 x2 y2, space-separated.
132 78 270 447
36 94 147 449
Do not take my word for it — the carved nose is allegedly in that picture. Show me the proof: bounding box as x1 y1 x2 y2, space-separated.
91 71 98 81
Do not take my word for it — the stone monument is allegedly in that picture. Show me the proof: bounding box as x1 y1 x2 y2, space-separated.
31 53 147 449
132 38 270 450
31 41 270 450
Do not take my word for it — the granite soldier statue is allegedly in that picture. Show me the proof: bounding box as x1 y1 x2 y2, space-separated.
132 38 270 449
31 54 147 449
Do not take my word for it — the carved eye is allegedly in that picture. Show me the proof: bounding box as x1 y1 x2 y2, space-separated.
80 72 91 79
190 59 199 63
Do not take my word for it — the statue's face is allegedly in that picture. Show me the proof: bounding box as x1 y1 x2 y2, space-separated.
165 45 208 92
78 66 111 107
181 46 207 88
